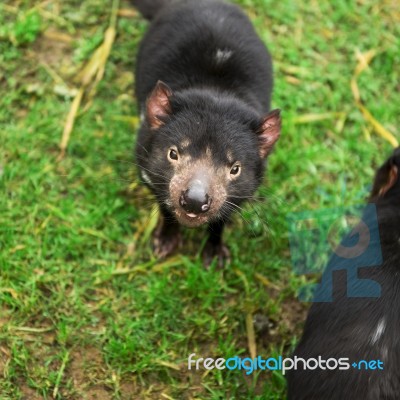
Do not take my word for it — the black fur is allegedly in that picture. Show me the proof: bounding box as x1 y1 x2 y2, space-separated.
287 148 400 399
133 0 279 265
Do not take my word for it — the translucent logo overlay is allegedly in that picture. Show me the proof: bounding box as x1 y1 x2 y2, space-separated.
287 204 382 302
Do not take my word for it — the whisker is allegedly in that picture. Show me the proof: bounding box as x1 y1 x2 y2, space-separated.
225 200 244 212
222 204 258 238
135 142 149 154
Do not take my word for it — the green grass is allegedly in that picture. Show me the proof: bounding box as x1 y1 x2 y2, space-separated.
0 0 399 398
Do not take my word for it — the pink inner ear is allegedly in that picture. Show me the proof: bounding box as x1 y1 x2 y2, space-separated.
379 165 399 197
146 81 173 129
258 109 281 158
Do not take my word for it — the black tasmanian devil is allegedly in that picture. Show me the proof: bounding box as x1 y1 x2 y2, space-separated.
287 148 400 400
132 0 281 266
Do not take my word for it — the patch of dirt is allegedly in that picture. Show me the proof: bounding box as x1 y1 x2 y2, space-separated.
119 380 139 400
20 385 43 400
31 29 74 70
258 297 309 350
280 297 309 335
0 349 9 377
67 346 112 400
84 386 112 400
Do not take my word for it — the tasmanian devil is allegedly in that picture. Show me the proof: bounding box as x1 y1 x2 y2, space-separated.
132 0 281 266
287 148 400 399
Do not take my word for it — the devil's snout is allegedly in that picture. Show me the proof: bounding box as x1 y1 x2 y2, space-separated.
179 179 212 214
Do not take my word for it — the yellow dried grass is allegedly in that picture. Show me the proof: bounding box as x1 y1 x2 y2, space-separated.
58 0 120 160
351 49 398 148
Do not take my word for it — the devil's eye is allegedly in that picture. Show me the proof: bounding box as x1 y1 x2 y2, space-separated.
230 164 241 176
168 148 178 161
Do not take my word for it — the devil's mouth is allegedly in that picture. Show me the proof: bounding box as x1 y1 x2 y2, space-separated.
186 212 198 218
172 207 211 227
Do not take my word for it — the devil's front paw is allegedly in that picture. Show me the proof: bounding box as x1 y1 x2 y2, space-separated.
153 228 181 259
202 241 231 268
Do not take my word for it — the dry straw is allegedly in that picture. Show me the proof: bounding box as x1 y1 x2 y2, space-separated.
58 0 120 161
351 49 398 148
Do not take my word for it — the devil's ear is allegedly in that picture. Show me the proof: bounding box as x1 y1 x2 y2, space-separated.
370 152 400 199
146 81 173 129
257 109 281 158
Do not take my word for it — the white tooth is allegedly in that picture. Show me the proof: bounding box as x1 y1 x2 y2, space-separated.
186 213 198 218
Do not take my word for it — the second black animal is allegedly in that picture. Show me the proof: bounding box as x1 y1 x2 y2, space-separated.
287 148 400 399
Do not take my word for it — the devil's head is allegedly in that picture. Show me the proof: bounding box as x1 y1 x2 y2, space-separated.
136 81 281 227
